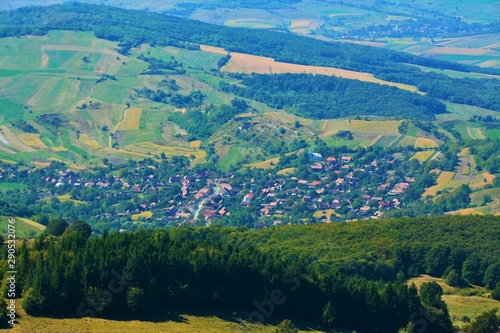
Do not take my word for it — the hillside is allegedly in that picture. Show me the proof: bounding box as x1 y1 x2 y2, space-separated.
2 215 499 332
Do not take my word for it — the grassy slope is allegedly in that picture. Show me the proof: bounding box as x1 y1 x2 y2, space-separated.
0 216 45 238
408 275 500 328
11 304 346 333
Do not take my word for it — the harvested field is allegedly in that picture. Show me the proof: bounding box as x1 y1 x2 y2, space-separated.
277 167 297 175
348 120 401 134
78 133 102 150
411 151 435 162
415 138 439 148
115 108 142 131
17 133 48 149
132 211 153 220
124 142 206 164
1 126 35 152
422 171 455 197
470 173 496 189
248 157 279 169
200 46 419 92
189 140 202 149
320 119 349 137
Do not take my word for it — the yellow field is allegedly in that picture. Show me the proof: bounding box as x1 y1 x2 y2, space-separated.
320 119 349 137
132 211 153 220
1 126 35 152
290 20 313 28
348 120 401 134
422 171 455 197
415 138 438 148
200 46 419 92
470 173 496 189
115 108 142 131
56 194 84 205
17 133 48 149
411 151 435 162
248 157 279 169
123 143 207 164
458 148 470 157
78 133 102 150
277 167 297 175
189 140 202 149
313 209 340 219
447 208 485 216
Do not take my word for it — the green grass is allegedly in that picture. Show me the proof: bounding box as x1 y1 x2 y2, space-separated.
440 101 500 121
219 145 245 172
0 216 45 238
46 50 77 69
0 182 27 192
0 98 26 122
11 304 340 333
90 78 134 104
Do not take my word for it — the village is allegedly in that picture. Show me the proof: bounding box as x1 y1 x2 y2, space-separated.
0 146 423 231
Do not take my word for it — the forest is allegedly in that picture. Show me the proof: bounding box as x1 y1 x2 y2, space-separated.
220 73 446 120
0 3 499 113
5 215 499 332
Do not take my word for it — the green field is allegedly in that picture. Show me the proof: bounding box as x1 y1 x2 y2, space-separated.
0 182 27 192
0 216 45 238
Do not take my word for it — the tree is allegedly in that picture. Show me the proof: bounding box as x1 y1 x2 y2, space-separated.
22 288 51 316
274 319 298 333
491 283 500 301
45 218 68 236
66 220 92 238
0 299 7 327
420 282 445 309
445 269 463 288
322 301 335 327
398 322 415 333
483 263 500 289
126 286 145 314
463 309 500 333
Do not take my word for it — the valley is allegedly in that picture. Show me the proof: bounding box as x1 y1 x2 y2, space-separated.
0 2 499 332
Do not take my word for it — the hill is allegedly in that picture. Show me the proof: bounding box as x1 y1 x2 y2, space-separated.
2 215 499 332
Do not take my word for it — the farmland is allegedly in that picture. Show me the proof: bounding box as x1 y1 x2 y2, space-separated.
201 45 420 92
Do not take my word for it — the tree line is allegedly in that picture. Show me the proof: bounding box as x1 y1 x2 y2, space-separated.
220 73 446 120
0 219 462 332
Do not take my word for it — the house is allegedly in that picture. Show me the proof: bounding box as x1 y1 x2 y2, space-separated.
309 152 323 162
326 157 337 164
243 191 254 203
341 156 352 163
310 164 323 172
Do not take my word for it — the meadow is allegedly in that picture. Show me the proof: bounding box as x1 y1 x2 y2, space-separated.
0 216 45 238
